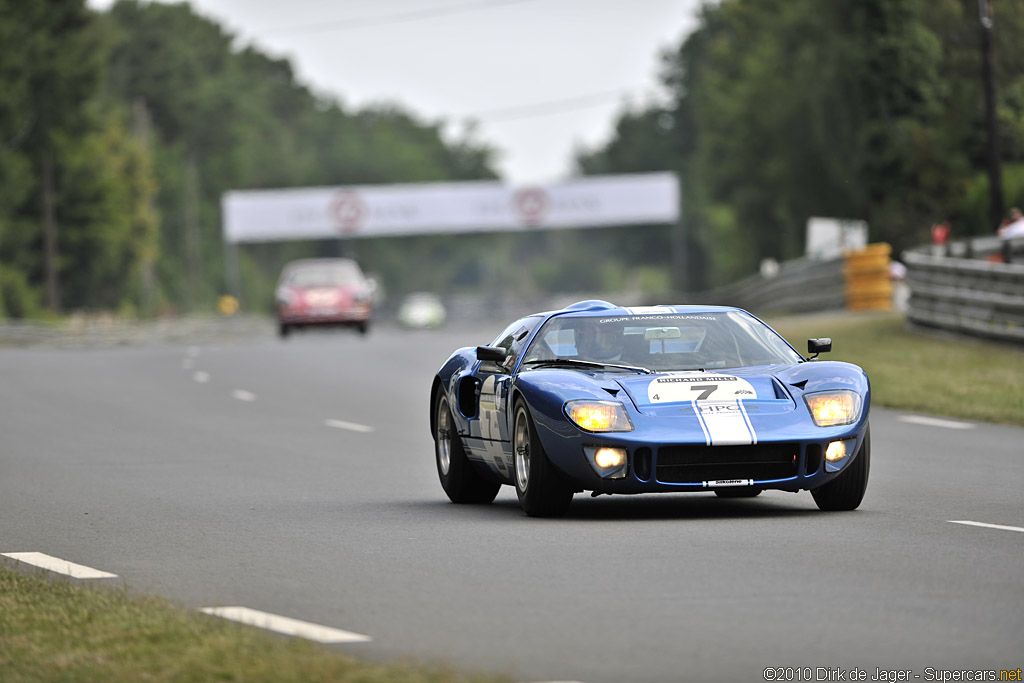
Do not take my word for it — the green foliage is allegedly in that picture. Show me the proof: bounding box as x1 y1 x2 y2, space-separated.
577 0 1024 290
0 0 501 318
54 105 159 311
0 264 39 318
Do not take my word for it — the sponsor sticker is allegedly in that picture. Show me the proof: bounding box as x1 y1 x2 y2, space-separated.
646 373 759 446
647 373 756 403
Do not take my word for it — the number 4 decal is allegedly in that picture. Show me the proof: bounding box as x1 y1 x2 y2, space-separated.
690 384 717 400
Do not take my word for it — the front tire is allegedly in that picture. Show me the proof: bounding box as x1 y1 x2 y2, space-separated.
434 394 500 504
278 322 290 339
811 426 870 511
513 402 573 517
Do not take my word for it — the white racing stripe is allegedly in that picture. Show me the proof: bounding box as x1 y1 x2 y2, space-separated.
949 520 1024 534
199 606 371 643
324 419 374 433
694 400 756 446
899 415 973 430
232 389 256 402
1 552 117 579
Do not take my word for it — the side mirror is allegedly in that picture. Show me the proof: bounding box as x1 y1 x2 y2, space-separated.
476 345 507 362
807 338 832 359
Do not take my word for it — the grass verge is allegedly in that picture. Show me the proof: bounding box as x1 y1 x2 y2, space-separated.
0 565 510 683
769 311 1024 426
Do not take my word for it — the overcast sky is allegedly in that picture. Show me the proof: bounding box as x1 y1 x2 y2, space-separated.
89 0 703 184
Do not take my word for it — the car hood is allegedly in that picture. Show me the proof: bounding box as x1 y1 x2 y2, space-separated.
614 370 796 416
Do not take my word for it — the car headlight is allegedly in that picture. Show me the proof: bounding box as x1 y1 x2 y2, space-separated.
583 445 628 478
804 390 861 427
565 400 634 432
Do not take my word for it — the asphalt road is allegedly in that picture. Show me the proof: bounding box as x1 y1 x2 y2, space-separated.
1 323 1021 683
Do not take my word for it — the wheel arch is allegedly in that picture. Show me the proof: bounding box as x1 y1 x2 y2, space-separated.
429 375 444 438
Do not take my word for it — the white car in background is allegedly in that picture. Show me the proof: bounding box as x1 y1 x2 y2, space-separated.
397 293 446 329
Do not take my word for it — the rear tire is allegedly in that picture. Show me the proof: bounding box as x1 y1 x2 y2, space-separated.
811 426 870 511
513 402 573 517
434 394 500 504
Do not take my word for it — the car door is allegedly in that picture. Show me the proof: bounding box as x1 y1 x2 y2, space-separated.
467 316 540 479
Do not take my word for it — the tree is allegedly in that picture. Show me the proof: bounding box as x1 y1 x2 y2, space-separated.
577 0 1024 291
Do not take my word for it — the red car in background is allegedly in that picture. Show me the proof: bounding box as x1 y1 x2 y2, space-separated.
275 258 373 338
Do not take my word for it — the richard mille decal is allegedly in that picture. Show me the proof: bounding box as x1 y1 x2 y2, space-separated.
647 373 756 403
647 373 758 446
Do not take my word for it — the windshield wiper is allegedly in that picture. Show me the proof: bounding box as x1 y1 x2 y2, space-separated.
521 358 653 374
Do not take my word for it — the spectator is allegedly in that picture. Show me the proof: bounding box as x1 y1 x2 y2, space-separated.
998 207 1024 239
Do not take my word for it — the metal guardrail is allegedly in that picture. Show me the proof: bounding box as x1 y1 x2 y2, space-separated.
903 236 1024 344
695 257 847 314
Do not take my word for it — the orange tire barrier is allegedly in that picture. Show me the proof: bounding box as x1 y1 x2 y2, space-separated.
844 243 892 311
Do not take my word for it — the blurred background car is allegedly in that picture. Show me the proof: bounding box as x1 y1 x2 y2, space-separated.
275 258 373 338
396 292 446 329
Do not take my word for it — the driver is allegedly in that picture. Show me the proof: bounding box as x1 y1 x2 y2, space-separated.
573 318 625 361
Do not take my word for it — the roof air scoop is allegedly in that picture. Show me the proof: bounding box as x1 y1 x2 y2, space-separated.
564 300 616 312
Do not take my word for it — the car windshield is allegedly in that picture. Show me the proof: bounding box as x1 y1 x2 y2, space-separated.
521 311 803 371
286 262 363 287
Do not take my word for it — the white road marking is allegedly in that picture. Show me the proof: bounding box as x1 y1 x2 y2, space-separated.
193 371 210 383
1 552 117 579
949 520 1024 534
232 389 256 402
898 415 973 430
199 606 371 643
325 419 374 433
187 346 201 358
181 358 194 370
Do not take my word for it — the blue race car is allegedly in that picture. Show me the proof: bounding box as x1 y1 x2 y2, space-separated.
430 301 870 517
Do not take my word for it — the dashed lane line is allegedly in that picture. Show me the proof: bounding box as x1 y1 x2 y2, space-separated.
949 520 1024 534
1 552 117 579
193 371 210 383
898 415 973 430
324 419 374 433
232 389 256 402
199 606 371 643
181 358 195 370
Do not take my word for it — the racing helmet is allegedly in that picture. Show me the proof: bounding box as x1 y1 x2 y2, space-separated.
574 318 624 361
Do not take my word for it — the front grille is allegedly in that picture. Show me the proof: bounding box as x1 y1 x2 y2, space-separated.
656 443 799 484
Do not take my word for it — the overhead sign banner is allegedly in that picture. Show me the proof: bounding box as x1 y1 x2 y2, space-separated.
222 172 679 244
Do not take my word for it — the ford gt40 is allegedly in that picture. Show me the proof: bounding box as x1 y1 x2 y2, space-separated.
430 300 870 517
